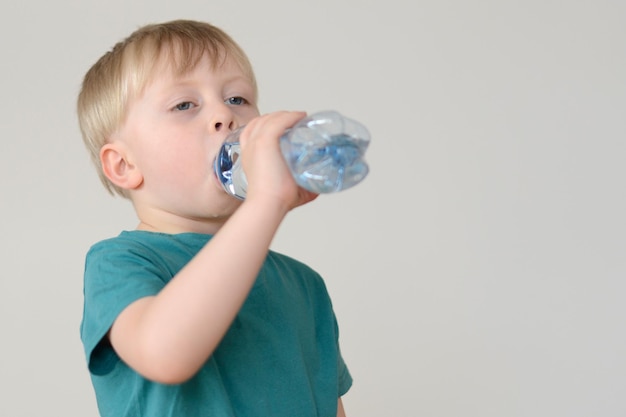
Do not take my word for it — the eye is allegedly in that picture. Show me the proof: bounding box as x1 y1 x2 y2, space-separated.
225 96 248 106
174 101 196 111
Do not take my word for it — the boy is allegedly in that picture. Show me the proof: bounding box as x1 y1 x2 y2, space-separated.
78 20 352 417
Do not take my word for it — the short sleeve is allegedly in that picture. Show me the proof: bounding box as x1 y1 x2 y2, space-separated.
337 346 353 396
79 238 171 375
334 312 353 397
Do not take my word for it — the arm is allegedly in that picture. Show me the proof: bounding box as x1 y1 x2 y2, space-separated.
337 397 347 417
109 111 318 384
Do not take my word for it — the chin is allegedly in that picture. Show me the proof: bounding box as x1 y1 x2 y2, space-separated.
210 191 242 213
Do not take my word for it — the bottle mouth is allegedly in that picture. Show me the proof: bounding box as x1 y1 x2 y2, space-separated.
214 140 247 200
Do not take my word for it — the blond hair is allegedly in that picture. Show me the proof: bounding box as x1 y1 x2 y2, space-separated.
77 20 257 197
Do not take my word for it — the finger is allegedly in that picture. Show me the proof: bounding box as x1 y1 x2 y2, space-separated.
240 111 306 145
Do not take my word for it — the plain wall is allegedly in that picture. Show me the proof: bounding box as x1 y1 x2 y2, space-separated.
1 1 625 416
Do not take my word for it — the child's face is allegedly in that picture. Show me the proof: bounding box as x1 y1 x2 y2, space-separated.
113 52 260 231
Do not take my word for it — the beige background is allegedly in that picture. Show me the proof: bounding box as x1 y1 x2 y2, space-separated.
1 1 625 416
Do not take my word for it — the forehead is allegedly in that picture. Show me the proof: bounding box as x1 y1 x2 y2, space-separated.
143 52 252 97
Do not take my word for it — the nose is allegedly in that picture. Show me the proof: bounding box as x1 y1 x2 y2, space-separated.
210 104 236 134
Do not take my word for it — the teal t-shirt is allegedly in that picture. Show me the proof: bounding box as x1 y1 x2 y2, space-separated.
80 231 352 417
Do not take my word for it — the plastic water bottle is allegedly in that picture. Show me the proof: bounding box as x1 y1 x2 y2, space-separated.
214 110 371 200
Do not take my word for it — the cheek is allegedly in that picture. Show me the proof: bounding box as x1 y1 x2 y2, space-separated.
164 146 212 185
130 121 214 188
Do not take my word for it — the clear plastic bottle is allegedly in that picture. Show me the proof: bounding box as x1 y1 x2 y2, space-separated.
214 110 371 200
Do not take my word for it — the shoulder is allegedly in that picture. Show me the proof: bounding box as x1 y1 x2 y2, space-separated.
84 231 204 290
88 230 167 254
266 250 322 279
87 231 210 263
87 231 149 257
264 250 332 298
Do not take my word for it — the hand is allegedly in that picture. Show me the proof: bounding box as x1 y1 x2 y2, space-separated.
238 111 319 210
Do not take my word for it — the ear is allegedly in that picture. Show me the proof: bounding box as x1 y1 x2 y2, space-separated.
100 142 143 191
